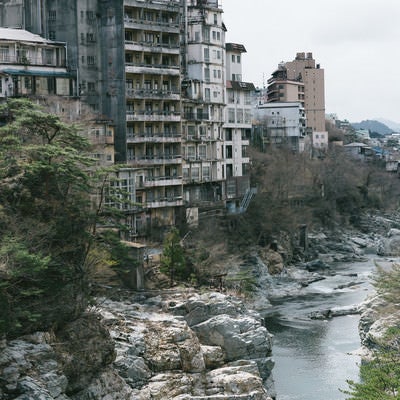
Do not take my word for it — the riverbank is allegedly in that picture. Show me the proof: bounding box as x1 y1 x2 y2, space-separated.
2 211 400 399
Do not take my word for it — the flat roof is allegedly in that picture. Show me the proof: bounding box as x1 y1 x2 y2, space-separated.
0 28 64 45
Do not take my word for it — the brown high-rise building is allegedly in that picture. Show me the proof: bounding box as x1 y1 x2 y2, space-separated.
267 52 325 133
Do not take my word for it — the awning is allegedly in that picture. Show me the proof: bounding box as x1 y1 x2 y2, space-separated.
1 68 73 78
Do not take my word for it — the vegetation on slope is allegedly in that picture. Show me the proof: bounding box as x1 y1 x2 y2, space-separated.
344 266 400 399
0 99 136 338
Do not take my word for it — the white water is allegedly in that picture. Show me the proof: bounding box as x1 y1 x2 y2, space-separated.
265 257 379 400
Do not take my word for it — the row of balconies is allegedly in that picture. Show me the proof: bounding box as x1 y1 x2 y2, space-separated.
127 154 182 165
183 156 221 162
0 55 66 67
125 59 180 69
126 111 181 122
139 176 182 188
124 17 180 31
125 40 180 50
127 133 181 143
126 88 180 99
144 197 183 208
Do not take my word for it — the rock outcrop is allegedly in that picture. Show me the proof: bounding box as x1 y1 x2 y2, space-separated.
0 291 275 400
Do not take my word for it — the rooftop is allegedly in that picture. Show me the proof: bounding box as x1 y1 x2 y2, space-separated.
0 28 63 45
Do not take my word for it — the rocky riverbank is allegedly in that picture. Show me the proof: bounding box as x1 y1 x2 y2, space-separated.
0 291 275 400
2 211 400 399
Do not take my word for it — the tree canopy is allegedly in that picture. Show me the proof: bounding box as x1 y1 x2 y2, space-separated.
0 99 94 338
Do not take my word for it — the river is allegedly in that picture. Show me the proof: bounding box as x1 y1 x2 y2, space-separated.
264 256 379 400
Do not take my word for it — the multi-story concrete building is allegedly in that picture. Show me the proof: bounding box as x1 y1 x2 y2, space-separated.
267 52 328 152
1 0 252 233
180 0 226 208
253 102 307 153
224 43 253 211
0 27 74 99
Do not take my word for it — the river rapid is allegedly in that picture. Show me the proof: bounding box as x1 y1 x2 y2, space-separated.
263 256 380 400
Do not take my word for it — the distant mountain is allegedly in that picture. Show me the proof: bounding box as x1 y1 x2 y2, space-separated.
376 118 400 132
350 120 393 135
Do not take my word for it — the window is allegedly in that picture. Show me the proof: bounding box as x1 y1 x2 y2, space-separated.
86 10 95 20
212 31 216 40
204 68 210 82
187 125 195 138
49 31 56 40
187 146 195 160
203 27 210 41
217 50 221 59
203 166 210 180
237 55 241 63
24 77 32 89
232 54 235 63
88 82 96 92
205 88 210 101
199 145 207 160
191 167 200 180
0 79 2 93
87 55 95 65
228 109 235 123
217 32 221 40
45 49 53 65
86 32 96 42
0 46 9 62
48 10 56 20
213 13 217 24
204 47 209 62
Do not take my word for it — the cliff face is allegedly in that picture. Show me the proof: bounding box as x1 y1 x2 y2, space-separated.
0 291 275 400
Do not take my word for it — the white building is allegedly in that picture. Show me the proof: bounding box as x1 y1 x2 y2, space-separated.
224 43 253 208
0 28 74 98
253 101 307 152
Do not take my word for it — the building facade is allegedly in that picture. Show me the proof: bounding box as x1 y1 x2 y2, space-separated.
266 52 328 152
224 43 252 211
1 0 252 234
253 102 307 153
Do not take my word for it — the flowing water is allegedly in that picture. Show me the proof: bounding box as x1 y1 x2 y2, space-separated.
264 257 380 400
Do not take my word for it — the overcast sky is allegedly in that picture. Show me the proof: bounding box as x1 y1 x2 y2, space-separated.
221 0 400 123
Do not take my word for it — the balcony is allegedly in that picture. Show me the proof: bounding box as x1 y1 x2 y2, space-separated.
126 111 181 122
124 17 180 33
126 87 180 100
146 196 183 208
124 41 180 54
126 133 181 143
127 154 182 166
125 63 180 76
143 176 182 187
0 54 66 68
183 112 210 121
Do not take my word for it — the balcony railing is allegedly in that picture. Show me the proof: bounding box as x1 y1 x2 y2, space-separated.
125 40 180 50
126 133 181 143
146 196 183 208
124 17 180 30
125 87 180 99
183 112 210 121
143 176 182 187
127 155 182 166
0 54 66 67
126 111 181 122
